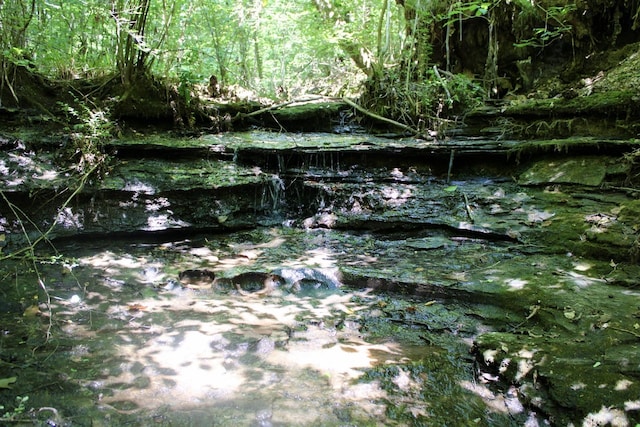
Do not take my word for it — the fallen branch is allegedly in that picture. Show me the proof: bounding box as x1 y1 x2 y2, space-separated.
433 65 452 105
604 185 640 193
342 97 427 137
233 95 325 121
609 325 640 339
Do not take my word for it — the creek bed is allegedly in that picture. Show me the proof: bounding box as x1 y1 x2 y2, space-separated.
1 224 639 426
1 130 640 425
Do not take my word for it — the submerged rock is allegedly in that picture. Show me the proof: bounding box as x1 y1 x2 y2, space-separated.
226 272 284 295
178 269 216 289
272 267 343 292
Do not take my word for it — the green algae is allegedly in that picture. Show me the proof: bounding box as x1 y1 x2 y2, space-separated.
508 138 640 160
3 122 640 426
2 220 639 425
518 156 609 186
504 90 640 118
99 158 271 192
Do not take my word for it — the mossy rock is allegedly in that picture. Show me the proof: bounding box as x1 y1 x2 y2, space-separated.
618 199 640 225
518 156 608 186
505 91 640 118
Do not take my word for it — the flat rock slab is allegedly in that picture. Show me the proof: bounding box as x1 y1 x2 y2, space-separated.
518 156 610 186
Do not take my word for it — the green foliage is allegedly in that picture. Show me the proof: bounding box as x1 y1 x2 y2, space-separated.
0 0 582 118
439 0 576 47
0 0 393 98
2 47 35 69
1 395 29 421
58 99 113 176
513 3 576 49
442 0 492 24
362 65 484 131
177 68 198 105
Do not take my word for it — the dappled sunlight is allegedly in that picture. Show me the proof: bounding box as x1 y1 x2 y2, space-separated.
81 251 146 272
144 197 170 212
56 207 84 229
555 268 606 288
267 332 401 388
380 185 414 207
19 219 527 422
67 283 399 420
0 151 62 187
459 381 522 415
282 246 339 269
573 261 593 271
187 246 220 264
505 278 529 290
9 151 36 168
3 176 25 186
526 208 555 224
39 240 415 423
123 179 156 194
227 235 286 251
390 167 404 179
145 214 191 231
351 253 379 265
34 170 59 181
6 216 636 424
625 400 640 410
583 406 630 426
615 379 634 391
216 252 262 269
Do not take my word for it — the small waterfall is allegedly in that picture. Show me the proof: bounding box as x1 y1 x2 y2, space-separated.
257 174 286 215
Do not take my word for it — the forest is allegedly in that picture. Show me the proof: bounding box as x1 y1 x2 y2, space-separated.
2 0 637 126
2 0 640 426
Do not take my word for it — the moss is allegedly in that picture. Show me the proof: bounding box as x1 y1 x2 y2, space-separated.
504 91 640 118
507 138 640 163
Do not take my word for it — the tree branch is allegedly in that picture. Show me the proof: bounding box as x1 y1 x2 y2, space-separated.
342 96 428 137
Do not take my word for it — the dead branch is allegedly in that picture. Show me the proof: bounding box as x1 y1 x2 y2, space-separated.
342 96 428 137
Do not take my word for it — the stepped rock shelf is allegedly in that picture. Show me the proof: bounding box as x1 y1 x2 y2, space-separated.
2 130 638 247
2 124 640 425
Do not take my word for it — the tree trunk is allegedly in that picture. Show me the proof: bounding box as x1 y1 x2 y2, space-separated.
111 0 152 87
312 0 374 77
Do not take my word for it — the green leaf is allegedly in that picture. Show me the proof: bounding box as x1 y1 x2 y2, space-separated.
0 377 17 389
476 4 491 16
444 185 458 192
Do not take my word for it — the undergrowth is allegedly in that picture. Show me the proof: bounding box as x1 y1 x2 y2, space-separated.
360 67 484 135
1 99 114 343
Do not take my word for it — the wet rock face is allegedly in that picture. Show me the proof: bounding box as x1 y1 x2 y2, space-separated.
272 267 343 292
1 130 636 261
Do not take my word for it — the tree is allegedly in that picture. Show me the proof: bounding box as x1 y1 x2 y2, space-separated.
111 0 153 85
0 0 37 106
312 0 377 76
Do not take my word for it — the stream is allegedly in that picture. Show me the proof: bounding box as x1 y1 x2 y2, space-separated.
1 129 640 426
